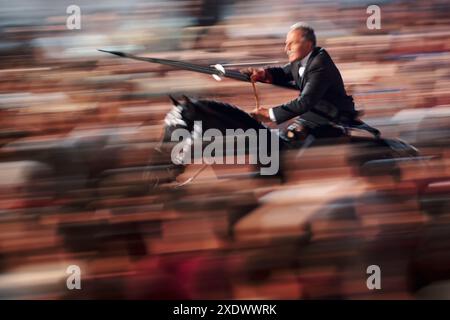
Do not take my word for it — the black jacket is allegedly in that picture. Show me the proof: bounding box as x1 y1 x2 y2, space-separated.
266 47 356 125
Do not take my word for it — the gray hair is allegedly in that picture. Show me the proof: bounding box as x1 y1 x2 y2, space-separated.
290 22 316 47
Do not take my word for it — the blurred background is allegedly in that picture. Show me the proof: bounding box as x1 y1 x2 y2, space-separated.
0 0 449 299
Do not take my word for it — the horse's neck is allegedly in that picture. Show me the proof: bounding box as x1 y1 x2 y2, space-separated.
194 100 265 132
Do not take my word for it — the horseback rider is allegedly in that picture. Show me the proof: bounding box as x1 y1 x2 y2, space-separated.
247 22 362 141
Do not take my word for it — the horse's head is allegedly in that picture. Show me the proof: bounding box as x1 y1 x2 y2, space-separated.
156 95 202 167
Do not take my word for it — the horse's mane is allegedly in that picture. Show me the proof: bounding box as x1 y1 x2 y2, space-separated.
195 99 266 130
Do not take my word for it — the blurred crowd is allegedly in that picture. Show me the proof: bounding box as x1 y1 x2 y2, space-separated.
0 0 449 299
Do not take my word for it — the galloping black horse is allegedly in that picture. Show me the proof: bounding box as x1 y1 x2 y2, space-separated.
154 95 419 185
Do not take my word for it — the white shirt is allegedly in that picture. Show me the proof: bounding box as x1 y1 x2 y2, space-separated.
298 50 312 78
269 50 313 122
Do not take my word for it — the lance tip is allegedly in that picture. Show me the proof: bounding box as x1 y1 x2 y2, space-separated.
97 49 125 57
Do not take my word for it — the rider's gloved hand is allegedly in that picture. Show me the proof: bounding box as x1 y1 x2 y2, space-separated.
241 68 272 83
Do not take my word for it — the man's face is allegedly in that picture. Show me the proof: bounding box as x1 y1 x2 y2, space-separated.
284 29 313 63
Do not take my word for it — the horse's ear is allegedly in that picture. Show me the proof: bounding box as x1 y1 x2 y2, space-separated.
181 95 196 119
182 95 193 105
168 95 180 106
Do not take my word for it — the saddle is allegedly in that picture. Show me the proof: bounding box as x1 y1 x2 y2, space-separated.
283 108 380 142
